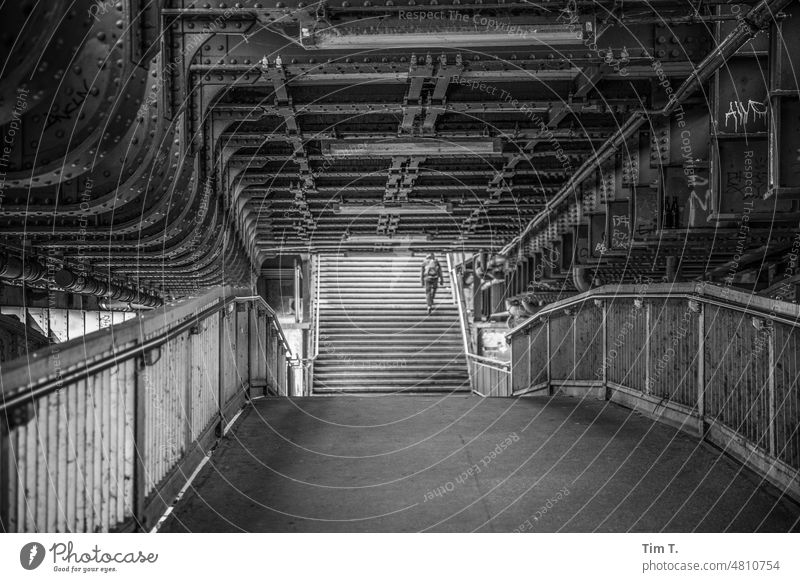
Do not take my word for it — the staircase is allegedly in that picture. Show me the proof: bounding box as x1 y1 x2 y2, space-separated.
312 254 470 393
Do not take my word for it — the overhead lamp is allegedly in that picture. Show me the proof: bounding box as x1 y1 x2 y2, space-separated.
304 20 587 50
334 203 452 215
323 138 501 157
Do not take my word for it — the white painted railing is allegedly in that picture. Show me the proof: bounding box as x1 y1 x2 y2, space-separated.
0 286 295 532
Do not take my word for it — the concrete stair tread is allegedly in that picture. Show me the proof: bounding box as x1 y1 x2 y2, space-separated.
314 359 467 366
314 375 469 382
312 386 468 393
314 352 465 358
318 325 462 330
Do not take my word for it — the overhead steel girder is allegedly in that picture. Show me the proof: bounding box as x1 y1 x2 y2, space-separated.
1 79 167 219
12 151 205 247
89 223 255 276
185 60 692 97
500 0 798 259
5 127 194 242
148 2 754 278
246 203 544 218
186 59 579 82
192 61 692 136
250 226 537 239
210 100 626 119
228 155 584 173
250 212 534 226
0 8 223 295
90 243 248 283
0 55 242 294
217 129 613 146
183 43 694 79
1 115 173 221
231 168 575 181
27 192 252 291
61 193 220 263
0 4 147 188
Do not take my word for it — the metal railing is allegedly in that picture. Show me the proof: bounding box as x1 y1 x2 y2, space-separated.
504 281 800 501
286 255 323 397
312 255 321 362
0 286 296 532
304 254 323 394
447 253 511 396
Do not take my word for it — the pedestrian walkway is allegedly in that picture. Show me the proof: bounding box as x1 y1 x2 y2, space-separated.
162 395 800 532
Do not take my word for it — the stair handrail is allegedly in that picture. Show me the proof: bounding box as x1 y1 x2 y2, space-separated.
285 255 322 371
447 254 510 362
297 254 323 394
311 253 322 362
448 253 486 389
233 295 298 366
469 353 511 369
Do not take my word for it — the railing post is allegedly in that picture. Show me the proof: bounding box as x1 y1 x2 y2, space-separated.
644 301 651 395
697 303 706 439
767 323 776 458
572 312 577 383
270 321 278 395
217 302 226 431
246 302 252 397
0 414 10 532
262 310 269 397
601 300 609 400
545 316 552 395
276 327 283 396
133 355 147 531
528 327 533 394
265 316 272 396
184 328 193 457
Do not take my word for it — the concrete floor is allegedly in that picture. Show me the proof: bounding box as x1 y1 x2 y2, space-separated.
161 395 800 532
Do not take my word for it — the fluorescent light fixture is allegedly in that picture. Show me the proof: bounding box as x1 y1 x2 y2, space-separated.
307 22 585 50
323 138 500 157
334 203 452 215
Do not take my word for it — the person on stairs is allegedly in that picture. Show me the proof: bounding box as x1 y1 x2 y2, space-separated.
421 252 444 314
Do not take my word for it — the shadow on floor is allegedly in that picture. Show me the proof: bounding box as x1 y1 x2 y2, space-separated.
161 395 800 532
